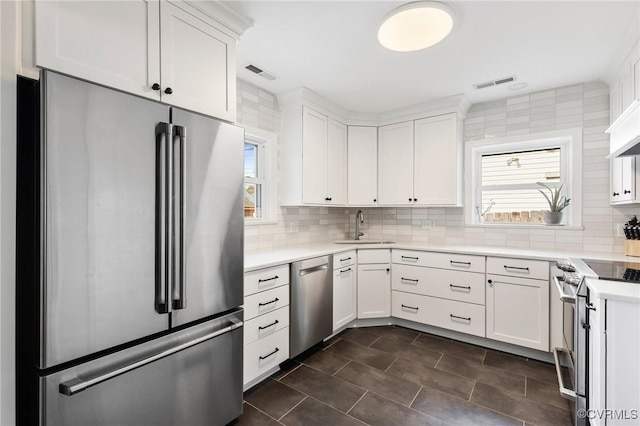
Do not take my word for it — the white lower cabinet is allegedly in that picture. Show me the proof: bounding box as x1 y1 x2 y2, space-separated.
486 257 550 351
243 265 290 387
357 249 391 319
333 252 356 331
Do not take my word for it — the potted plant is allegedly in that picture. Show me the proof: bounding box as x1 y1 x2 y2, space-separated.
537 182 571 225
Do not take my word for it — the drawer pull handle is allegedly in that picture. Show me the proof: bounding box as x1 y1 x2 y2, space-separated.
401 256 419 261
450 261 471 267
259 347 280 360
449 284 471 291
504 265 529 272
258 298 279 307
401 304 419 311
258 320 279 330
340 257 352 262
401 277 419 283
450 314 471 322
340 267 352 273
258 275 279 283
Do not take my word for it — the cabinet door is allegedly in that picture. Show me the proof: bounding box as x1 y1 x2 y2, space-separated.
160 1 236 121
610 156 635 203
347 126 378 205
378 122 414 205
333 266 356 331
357 264 390 319
486 274 549 351
414 113 460 206
326 119 347 205
35 0 161 101
301 107 328 204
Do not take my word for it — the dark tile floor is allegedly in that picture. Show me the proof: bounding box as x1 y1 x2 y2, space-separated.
232 326 573 426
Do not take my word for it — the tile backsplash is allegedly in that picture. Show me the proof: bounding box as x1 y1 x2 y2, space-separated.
238 78 640 254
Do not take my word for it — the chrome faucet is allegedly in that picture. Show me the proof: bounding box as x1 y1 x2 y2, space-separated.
355 210 365 240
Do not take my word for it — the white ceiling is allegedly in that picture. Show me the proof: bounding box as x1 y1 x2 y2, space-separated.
224 0 640 114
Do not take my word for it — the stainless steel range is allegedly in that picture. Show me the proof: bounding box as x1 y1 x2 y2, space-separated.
553 258 640 426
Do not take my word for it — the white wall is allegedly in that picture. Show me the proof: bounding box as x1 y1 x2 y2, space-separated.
0 0 17 424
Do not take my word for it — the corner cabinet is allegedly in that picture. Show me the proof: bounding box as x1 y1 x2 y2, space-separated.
357 249 391 319
281 105 347 205
34 0 240 121
378 113 462 206
485 257 550 351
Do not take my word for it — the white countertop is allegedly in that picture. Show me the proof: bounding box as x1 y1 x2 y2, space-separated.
586 278 640 303
245 240 640 272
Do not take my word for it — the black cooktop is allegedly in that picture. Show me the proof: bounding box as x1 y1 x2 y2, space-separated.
584 259 640 283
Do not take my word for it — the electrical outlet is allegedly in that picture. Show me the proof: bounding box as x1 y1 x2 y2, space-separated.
422 219 436 229
615 223 626 238
288 222 299 232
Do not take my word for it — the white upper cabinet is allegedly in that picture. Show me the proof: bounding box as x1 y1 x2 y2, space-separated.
347 126 378 206
282 105 347 206
414 113 461 206
378 121 415 205
35 0 239 121
610 156 635 204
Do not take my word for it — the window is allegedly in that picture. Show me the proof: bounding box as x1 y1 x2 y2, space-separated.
465 129 582 227
243 127 276 223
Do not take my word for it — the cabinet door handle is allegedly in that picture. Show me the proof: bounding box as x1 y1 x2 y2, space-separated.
373 198 377 202
504 265 529 273
258 298 279 307
164 87 173 95
613 192 620 196
624 189 632 194
450 284 471 291
258 320 279 330
450 314 471 322
151 83 161 91
259 347 280 360
401 304 419 311
413 198 417 202
401 277 419 283
450 260 471 267
258 275 279 283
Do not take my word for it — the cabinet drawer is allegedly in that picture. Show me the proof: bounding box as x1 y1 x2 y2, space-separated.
334 250 356 268
244 285 290 321
358 249 390 264
392 291 486 337
243 327 289 385
392 264 485 305
244 264 290 297
244 306 290 346
393 250 485 273
486 257 549 280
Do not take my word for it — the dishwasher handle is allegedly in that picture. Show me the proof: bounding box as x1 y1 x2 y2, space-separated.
298 264 329 276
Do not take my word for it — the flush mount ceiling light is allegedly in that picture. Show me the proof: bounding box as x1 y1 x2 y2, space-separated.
377 1 455 52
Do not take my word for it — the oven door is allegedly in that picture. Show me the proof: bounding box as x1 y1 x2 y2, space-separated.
552 275 578 401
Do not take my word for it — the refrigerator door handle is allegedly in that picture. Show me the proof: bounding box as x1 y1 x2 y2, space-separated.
155 123 173 314
58 318 243 396
172 125 187 310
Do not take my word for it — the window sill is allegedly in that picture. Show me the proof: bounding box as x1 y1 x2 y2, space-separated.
244 219 278 226
465 223 584 231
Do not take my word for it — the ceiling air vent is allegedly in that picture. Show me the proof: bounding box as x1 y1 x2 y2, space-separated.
244 63 276 81
473 75 517 90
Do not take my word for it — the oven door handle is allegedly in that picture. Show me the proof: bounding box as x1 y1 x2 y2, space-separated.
552 347 577 401
553 275 576 303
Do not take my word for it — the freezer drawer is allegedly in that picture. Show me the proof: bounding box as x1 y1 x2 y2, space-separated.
42 312 243 426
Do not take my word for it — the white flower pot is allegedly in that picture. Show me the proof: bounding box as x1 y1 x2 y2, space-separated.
542 211 563 225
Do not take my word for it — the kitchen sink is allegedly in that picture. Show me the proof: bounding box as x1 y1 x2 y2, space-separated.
333 240 396 244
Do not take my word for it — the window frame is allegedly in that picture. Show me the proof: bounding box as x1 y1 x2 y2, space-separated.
464 128 583 228
243 126 277 225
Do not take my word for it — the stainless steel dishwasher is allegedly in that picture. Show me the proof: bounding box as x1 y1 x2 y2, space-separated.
290 256 333 357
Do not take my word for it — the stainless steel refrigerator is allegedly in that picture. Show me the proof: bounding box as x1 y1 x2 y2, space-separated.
16 71 245 425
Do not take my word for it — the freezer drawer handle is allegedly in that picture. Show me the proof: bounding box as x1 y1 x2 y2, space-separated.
258 275 279 283
259 298 279 307
58 319 244 396
259 347 279 360
450 284 471 291
552 347 577 401
258 320 279 330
